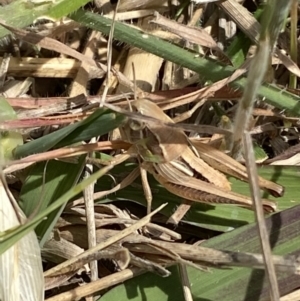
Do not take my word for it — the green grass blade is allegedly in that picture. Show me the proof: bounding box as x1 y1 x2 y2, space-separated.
20 157 86 245
70 10 232 82
13 108 125 158
0 164 112 254
0 0 91 39
0 97 23 162
99 266 184 301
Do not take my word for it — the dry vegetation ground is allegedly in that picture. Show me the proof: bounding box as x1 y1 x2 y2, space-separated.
1 0 300 301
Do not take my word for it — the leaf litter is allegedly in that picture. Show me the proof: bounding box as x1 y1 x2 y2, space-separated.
1 0 300 300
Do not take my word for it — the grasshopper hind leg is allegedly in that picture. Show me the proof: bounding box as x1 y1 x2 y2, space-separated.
140 164 153 214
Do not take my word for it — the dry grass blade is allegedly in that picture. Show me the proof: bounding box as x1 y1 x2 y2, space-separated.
179 263 193 301
17 94 87 119
151 11 231 64
115 15 163 96
289 0 298 88
243 131 280 301
59 227 300 274
82 163 98 281
218 0 300 77
191 140 284 196
45 246 130 278
117 0 167 12
231 37 270 157
45 267 142 301
67 20 108 283
281 289 300 301
231 0 293 157
0 52 9 88
43 237 87 290
69 30 102 97
0 20 106 73
0 57 104 79
167 200 193 225
44 203 167 277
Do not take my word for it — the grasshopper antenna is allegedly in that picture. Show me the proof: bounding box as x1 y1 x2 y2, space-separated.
132 62 137 101
100 0 120 107
124 62 137 113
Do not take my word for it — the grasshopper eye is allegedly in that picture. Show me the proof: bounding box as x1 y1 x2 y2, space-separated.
129 120 145 131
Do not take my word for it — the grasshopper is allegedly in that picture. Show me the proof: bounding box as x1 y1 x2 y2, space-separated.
106 99 283 219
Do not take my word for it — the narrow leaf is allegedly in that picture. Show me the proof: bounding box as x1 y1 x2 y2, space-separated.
14 108 125 158
0 164 113 254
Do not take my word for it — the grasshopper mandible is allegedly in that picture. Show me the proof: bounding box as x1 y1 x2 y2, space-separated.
109 99 283 218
